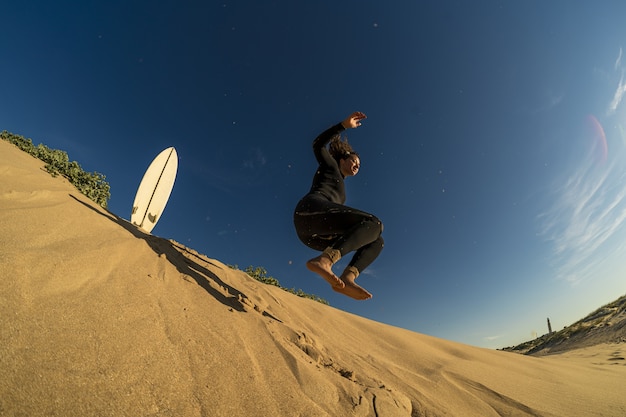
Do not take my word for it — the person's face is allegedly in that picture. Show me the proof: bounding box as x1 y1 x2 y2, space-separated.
340 154 360 177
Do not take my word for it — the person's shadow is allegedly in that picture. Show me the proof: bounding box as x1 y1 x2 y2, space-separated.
69 194 281 321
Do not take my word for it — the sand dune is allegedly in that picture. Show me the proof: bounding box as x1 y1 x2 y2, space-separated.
1 139 625 417
503 295 626 356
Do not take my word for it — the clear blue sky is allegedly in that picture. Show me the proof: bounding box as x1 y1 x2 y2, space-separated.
2 1 626 349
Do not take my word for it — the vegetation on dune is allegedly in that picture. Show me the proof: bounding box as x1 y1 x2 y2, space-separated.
1 130 111 208
2 130 326 305
501 294 626 355
231 265 329 305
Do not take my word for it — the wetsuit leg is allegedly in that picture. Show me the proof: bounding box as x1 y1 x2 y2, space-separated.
294 195 383 272
344 234 384 273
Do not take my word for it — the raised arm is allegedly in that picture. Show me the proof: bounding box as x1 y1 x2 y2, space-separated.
312 112 367 165
340 111 367 129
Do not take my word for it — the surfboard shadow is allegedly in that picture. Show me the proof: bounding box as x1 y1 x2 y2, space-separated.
168 241 283 323
69 194 256 314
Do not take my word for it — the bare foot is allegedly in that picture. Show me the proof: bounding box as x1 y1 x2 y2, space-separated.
334 270 372 300
306 255 345 289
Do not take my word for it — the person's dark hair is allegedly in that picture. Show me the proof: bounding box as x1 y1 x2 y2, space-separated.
329 134 358 164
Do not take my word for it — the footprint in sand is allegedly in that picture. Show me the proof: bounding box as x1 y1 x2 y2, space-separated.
607 351 625 364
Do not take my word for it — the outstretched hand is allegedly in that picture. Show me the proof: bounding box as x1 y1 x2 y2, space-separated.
341 111 367 129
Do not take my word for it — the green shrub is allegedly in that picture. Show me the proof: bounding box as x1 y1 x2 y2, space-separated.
1 130 111 208
230 264 329 305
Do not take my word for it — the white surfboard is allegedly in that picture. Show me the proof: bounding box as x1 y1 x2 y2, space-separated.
131 147 178 233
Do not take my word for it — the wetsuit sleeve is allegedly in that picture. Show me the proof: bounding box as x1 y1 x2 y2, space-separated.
312 123 345 166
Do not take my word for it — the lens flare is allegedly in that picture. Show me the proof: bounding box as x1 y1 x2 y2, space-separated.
586 114 608 164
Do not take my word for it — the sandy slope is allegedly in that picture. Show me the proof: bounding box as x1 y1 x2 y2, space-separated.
503 295 626 356
1 139 625 417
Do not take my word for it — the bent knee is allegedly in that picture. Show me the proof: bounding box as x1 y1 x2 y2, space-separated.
373 216 383 234
365 216 384 235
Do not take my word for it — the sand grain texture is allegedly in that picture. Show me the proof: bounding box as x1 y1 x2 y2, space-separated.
1 139 625 416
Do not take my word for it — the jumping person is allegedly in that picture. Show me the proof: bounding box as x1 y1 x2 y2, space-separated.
293 111 384 300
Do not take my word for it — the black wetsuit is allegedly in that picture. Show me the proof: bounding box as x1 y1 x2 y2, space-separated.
293 123 384 273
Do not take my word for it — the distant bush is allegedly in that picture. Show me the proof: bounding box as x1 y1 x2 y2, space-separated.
230 265 329 305
1 130 111 208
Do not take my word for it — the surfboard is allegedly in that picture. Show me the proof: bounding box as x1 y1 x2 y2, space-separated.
131 147 178 233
